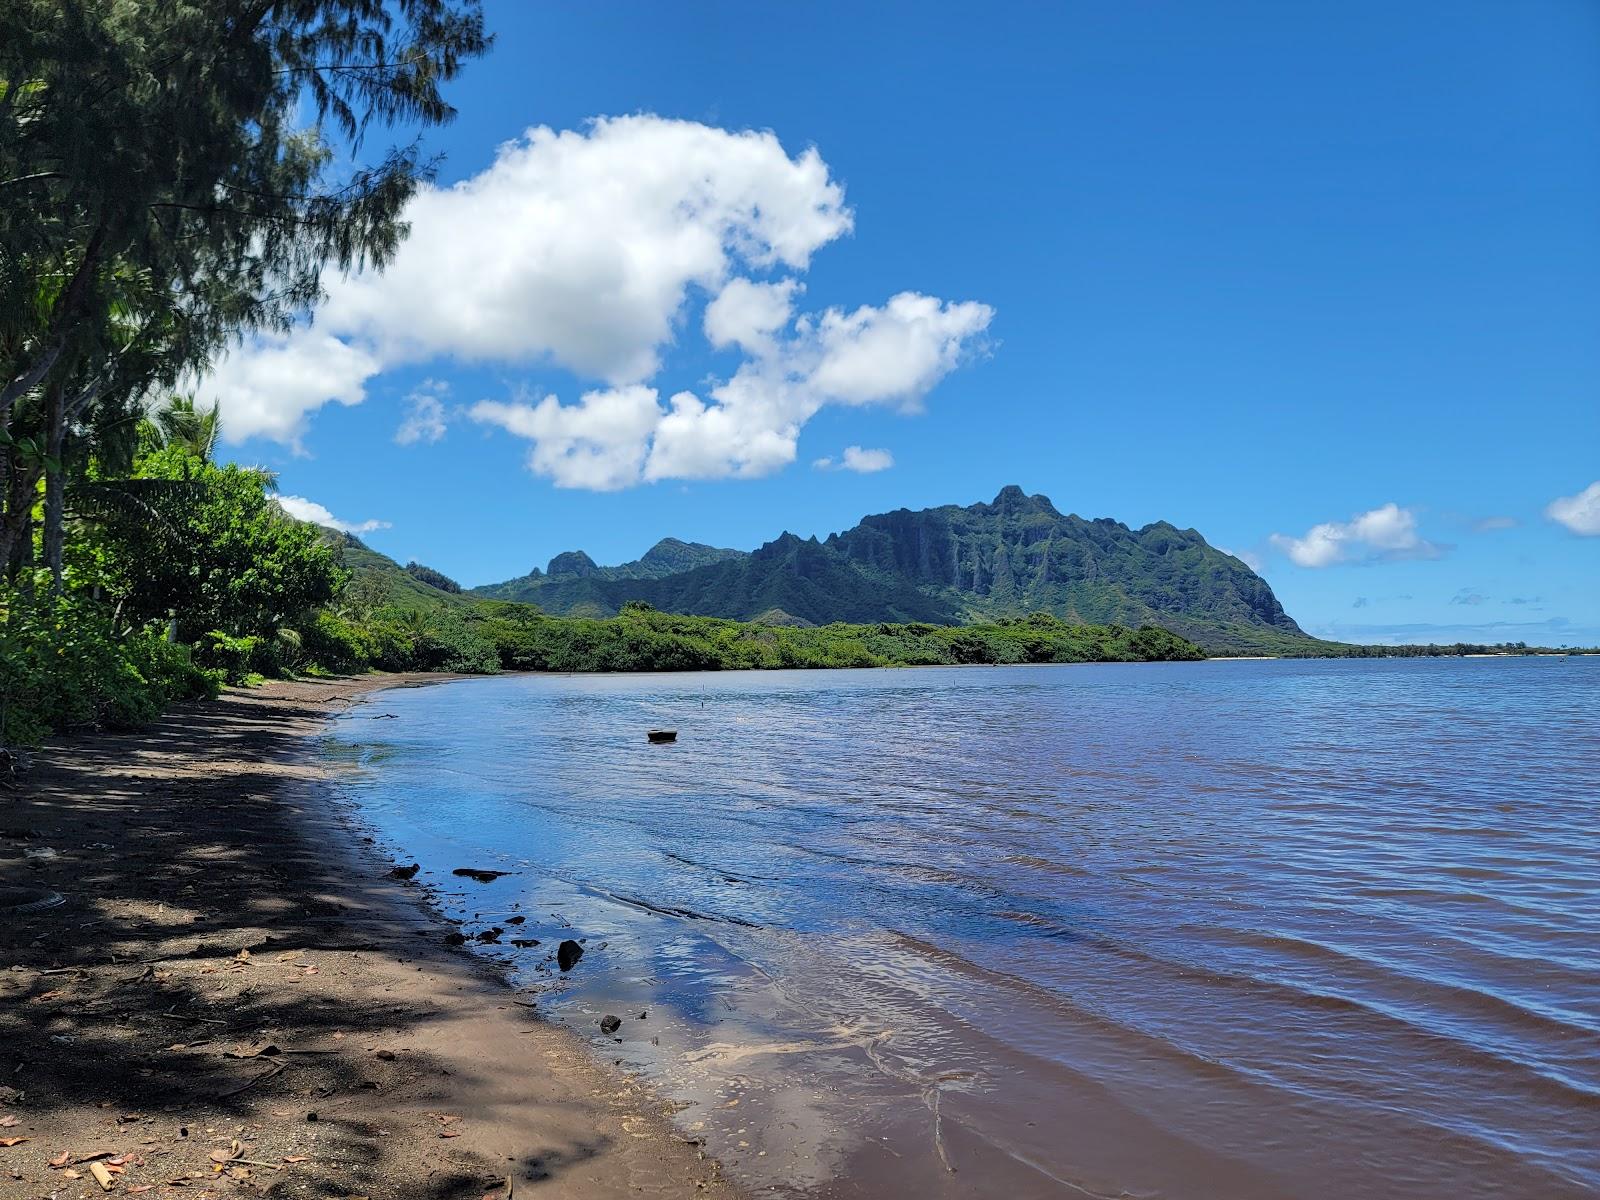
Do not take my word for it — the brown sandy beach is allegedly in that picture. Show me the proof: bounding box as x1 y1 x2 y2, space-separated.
0 676 738 1200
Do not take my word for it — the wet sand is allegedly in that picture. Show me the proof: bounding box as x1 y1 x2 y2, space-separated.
0 676 737 1199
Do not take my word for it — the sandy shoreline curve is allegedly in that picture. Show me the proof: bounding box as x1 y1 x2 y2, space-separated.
1 674 739 1199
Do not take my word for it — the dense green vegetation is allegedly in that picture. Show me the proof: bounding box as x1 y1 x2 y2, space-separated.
0 1 488 742
318 560 1207 674
471 486 1312 655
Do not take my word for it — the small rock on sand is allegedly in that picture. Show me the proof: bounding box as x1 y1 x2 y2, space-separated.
599 1015 622 1035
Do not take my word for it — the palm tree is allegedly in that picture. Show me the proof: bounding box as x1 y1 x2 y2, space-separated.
151 395 221 462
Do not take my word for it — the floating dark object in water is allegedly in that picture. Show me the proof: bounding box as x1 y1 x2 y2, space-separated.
557 939 584 971
388 863 420 880
646 729 677 744
475 927 503 944
510 938 541 948
506 914 525 925
452 868 513 883
599 1015 622 1035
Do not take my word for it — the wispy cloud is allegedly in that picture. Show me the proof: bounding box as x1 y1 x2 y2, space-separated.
1269 504 1443 568
1472 515 1517 532
273 495 391 536
395 379 450 446
1546 481 1600 536
1450 588 1488 607
813 446 895 474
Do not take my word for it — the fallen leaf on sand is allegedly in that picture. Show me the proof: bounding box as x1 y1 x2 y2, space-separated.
0 1115 16 1127
49 1149 72 1168
283 1155 309 1163
441 1129 463 1138
0 1136 28 1146
63 1168 82 1179
225 1044 280 1059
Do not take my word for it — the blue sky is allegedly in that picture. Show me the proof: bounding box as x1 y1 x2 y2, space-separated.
208 1 1598 645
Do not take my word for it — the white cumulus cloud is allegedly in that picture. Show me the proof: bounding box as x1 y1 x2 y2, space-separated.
470 386 663 493
273 495 391 535
1269 503 1442 567
1545 481 1600 536
704 278 802 356
199 331 379 446
190 115 992 484
807 294 993 408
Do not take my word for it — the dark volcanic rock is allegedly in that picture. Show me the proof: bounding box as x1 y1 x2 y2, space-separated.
599 1015 622 1035
556 939 584 971
388 863 419 880
452 868 513 883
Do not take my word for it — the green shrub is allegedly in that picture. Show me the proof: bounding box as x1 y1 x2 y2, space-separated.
196 631 267 683
300 611 376 674
0 589 220 745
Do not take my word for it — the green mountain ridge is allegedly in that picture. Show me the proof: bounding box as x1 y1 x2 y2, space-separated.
468 486 1316 655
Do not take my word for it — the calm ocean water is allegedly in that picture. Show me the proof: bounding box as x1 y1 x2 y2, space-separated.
326 657 1599 1199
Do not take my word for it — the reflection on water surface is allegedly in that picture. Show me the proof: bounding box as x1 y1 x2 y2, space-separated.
329 657 1600 1199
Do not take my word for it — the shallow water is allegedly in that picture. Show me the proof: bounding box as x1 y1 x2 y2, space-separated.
326 657 1600 1198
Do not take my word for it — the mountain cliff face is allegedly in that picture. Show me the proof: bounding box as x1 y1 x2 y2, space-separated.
825 485 1302 648
471 488 1310 654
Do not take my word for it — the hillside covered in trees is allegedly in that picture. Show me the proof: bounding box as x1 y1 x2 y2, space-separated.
474 486 1312 655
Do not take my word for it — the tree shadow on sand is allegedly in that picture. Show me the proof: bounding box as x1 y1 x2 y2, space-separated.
1 683 708 1199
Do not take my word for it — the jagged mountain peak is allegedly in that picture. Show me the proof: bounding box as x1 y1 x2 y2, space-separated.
470 486 1312 654
983 484 1060 515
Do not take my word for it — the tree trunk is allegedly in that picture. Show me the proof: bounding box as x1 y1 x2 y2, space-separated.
0 220 107 417
43 383 65 593
0 464 40 583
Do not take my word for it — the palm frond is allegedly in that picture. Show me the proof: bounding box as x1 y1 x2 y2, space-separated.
66 477 203 542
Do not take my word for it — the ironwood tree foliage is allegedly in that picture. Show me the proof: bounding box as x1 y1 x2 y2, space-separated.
0 0 489 585
0 1 488 740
